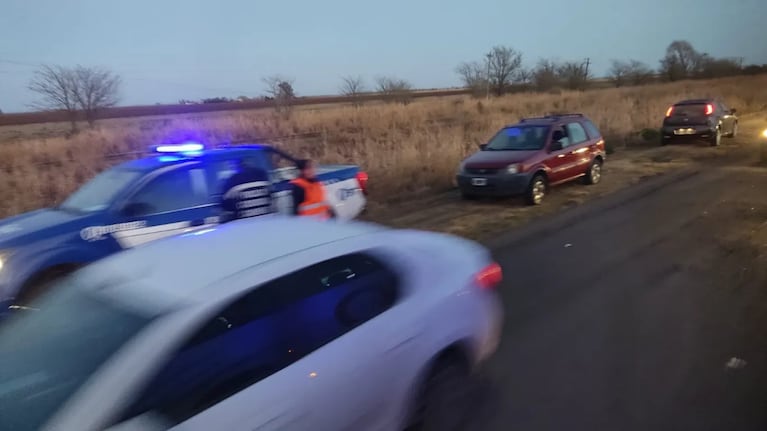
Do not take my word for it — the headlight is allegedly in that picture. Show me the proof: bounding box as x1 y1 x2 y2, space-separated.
506 164 521 174
761 129 767 138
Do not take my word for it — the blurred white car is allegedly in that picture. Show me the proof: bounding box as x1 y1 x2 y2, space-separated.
0 216 503 431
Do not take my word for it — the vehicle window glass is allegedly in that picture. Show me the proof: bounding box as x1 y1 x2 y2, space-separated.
565 122 589 145
127 167 209 215
582 120 602 140
59 169 143 213
551 126 570 148
671 103 708 117
207 155 271 198
113 252 399 426
484 125 550 151
0 284 151 431
268 149 298 182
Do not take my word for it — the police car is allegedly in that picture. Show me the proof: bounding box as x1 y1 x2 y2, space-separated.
0 216 504 431
0 142 368 309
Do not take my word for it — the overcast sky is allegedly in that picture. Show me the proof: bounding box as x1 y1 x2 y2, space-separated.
1 0 765 112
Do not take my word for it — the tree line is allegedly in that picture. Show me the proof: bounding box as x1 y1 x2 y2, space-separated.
18 39 766 131
455 40 765 96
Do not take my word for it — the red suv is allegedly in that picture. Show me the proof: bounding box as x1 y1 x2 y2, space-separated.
456 113 606 205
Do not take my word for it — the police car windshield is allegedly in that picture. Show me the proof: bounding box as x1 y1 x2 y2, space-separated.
0 282 151 431
485 125 550 151
59 168 142 213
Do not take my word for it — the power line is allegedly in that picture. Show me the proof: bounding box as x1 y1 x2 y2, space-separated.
0 58 40 68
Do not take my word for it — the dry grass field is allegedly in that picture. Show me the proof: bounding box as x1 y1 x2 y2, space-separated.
1 75 766 220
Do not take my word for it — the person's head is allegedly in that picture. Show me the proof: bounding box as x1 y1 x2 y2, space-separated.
296 159 316 180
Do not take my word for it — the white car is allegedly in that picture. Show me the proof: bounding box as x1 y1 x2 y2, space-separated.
0 216 503 431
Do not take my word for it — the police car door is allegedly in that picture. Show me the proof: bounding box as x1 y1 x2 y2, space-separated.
264 149 299 215
112 163 218 249
205 152 274 217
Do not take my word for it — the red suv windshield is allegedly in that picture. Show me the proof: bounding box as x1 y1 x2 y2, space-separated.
485 125 550 151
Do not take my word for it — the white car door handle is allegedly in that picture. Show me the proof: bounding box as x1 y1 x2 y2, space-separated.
385 334 419 353
252 412 307 431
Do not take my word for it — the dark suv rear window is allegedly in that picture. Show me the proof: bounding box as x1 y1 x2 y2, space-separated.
671 103 711 117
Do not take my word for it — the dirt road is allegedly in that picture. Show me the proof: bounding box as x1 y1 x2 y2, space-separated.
450 121 767 430
364 114 767 243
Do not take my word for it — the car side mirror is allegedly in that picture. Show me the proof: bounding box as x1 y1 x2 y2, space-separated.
478 143 488 150
549 141 563 152
121 202 153 218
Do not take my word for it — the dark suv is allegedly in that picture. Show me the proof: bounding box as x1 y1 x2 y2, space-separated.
661 98 738 146
456 113 606 205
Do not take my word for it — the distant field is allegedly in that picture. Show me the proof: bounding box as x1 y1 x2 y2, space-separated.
0 87 471 127
1 74 765 219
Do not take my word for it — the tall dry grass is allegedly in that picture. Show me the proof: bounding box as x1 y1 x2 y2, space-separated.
1 75 766 218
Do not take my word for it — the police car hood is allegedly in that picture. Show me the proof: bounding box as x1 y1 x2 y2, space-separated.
0 208 100 248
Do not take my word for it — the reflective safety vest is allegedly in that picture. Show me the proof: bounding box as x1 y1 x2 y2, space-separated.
291 177 332 220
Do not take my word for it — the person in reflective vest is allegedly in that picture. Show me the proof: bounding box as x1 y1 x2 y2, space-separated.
290 159 333 219
220 158 274 222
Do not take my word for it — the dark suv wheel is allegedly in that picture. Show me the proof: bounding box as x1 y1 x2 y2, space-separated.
709 127 721 147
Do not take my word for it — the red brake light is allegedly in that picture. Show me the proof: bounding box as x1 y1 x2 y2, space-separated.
665 106 674 117
356 171 369 195
475 262 503 290
705 104 714 115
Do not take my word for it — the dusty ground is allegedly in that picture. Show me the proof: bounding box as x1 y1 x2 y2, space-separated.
364 113 767 242
460 143 767 430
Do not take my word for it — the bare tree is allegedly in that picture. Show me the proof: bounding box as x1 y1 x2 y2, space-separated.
28 64 121 131
376 76 414 105
659 40 701 81
557 60 590 90
28 65 80 132
486 46 523 96
262 75 296 116
455 61 488 97
625 60 654 85
72 66 120 127
509 67 533 93
532 59 561 91
339 75 366 107
695 54 742 79
608 60 631 87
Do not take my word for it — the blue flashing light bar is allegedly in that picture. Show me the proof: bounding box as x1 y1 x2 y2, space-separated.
154 142 204 154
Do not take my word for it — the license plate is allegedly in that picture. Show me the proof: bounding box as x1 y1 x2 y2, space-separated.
471 178 487 186
674 128 695 135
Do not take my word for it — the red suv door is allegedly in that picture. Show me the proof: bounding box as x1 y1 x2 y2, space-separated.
563 121 593 178
544 125 579 183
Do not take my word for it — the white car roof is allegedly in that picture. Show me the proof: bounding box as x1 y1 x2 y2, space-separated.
79 216 388 312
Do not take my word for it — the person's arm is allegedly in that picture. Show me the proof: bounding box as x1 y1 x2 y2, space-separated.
290 184 304 215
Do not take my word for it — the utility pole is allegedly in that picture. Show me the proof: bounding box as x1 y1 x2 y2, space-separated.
485 52 492 100
583 57 591 79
